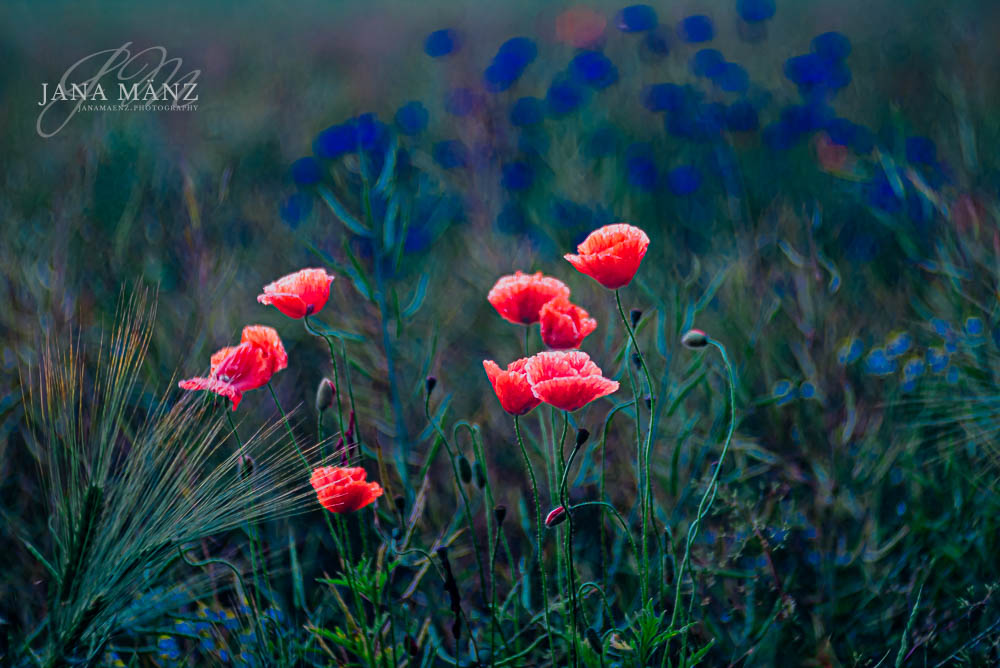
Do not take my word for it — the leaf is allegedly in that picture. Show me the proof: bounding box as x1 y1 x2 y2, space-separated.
318 185 370 238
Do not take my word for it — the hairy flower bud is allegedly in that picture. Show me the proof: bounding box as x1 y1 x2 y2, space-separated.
545 505 568 528
315 378 335 412
681 329 709 349
630 308 642 328
425 376 438 395
575 428 591 447
457 454 473 484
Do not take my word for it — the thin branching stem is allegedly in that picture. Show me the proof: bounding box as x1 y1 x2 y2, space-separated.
514 415 556 661
669 339 736 633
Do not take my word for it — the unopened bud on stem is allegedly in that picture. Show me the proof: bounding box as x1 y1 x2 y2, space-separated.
681 329 709 349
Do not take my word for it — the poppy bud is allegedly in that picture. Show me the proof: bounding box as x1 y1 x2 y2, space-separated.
681 329 709 349
394 494 406 515
494 505 507 525
425 376 438 395
238 454 255 479
586 627 602 654
315 378 336 412
457 455 472 484
645 395 652 410
630 308 642 328
631 352 641 369
575 428 591 447
545 506 567 528
474 460 486 489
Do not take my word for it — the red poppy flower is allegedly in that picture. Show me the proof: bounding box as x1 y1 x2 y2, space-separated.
180 342 272 410
487 271 570 325
539 297 597 349
238 325 288 376
524 350 619 412
564 223 650 289
258 268 335 319
310 466 384 514
483 358 541 415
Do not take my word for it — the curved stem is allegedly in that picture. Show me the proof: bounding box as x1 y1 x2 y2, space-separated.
558 412 580 667
615 289 655 604
669 339 737 632
179 544 266 656
514 415 555 661
424 392 488 606
304 316 346 457
225 411 265 622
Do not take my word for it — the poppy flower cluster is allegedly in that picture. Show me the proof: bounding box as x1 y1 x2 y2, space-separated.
484 223 649 414
180 325 287 410
487 271 596 350
180 267 384 515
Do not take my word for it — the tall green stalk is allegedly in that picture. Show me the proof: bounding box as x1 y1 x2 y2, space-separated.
514 415 555 661
669 337 737 634
615 289 656 603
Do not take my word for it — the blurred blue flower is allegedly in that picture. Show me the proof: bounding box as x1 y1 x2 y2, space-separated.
668 165 701 195
784 53 831 87
965 316 985 337
617 4 658 32
905 136 936 164
690 49 725 78
641 29 670 56
290 157 321 185
932 317 954 336
725 100 759 132
425 29 460 57
510 97 545 126
737 0 776 22
716 62 749 92
865 348 895 375
811 32 851 61
280 193 312 228
502 161 534 191
679 15 714 43
773 379 794 402
927 347 949 373
867 176 903 213
313 122 358 159
885 331 912 358
626 148 657 191
445 87 482 116
394 101 429 135
432 140 468 169
484 37 537 92
799 381 817 399
546 77 588 116
837 337 864 364
569 51 619 89
641 82 687 112
902 356 925 379
158 636 181 661
666 101 725 142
